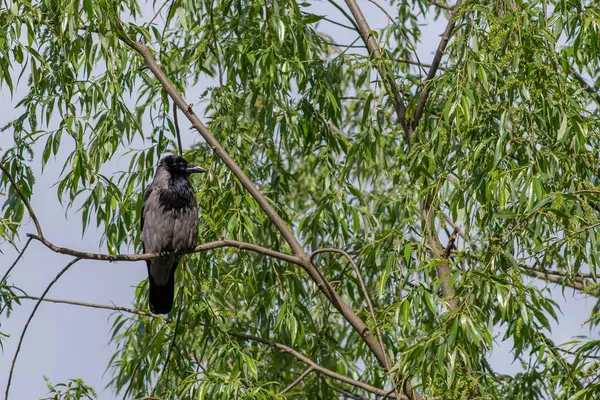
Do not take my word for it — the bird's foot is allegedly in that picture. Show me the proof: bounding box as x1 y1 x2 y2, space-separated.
159 250 172 258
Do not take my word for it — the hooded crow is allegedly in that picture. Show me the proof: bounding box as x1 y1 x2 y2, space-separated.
141 155 206 314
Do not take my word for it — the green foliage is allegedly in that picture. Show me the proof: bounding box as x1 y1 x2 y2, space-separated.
42 376 97 400
1 0 600 399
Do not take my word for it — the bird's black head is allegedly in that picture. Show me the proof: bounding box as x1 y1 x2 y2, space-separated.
159 155 206 176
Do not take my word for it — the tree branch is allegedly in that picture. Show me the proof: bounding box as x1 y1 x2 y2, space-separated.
228 331 406 399
343 0 411 143
396 58 445 72
1 237 32 285
0 161 43 238
127 38 400 378
278 366 315 395
520 265 599 296
412 0 463 129
5 258 82 400
326 0 360 33
12 295 154 317
12 293 403 399
26 234 302 266
424 205 459 309
569 68 600 105
129 42 305 256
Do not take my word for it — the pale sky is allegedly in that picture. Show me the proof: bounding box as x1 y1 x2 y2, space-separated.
0 2 595 399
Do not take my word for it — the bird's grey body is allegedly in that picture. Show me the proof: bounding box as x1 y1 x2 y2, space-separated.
141 155 205 314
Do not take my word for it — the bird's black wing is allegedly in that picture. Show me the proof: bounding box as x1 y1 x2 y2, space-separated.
140 186 153 244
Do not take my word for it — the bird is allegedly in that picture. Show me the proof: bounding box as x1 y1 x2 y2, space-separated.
141 154 206 314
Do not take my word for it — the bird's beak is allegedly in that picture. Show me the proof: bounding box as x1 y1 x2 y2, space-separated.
186 164 207 174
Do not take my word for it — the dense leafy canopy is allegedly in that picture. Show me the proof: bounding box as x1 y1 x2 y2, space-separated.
1 0 600 399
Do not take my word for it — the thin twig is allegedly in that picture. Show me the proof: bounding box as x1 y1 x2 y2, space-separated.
5 258 82 400
542 31 600 108
326 0 360 32
173 100 183 156
442 213 469 246
27 234 301 265
321 16 356 30
0 161 43 238
278 366 315 395
397 58 445 71
520 264 594 280
13 295 155 317
1 238 32 285
147 0 171 26
520 266 599 296
412 0 463 129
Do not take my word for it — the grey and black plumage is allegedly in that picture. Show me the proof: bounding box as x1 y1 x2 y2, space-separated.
141 155 206 314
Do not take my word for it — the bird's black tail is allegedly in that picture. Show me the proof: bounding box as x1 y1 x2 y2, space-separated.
147 259 178 314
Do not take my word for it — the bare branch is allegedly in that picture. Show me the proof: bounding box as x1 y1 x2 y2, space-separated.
326 0 360 32
396 58 445 71
412 0 463 129
574 189 600 195
321 16 356 31
228 331 406 399
12 296 155 317
27 234 301 265
521 265 595 280
0 161 43 238
5 258 82 400
343 0 411 142
1 237 32 285
278 366 315 395
520 265 599 296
